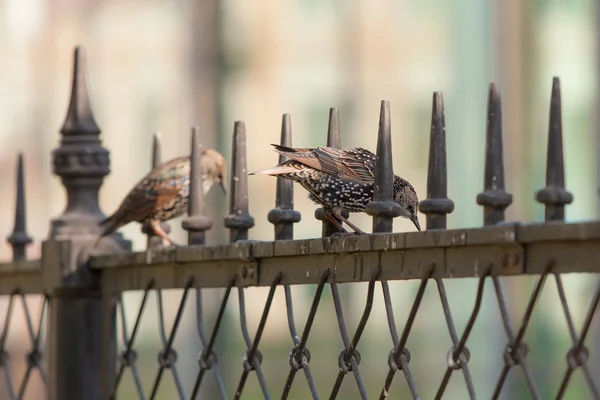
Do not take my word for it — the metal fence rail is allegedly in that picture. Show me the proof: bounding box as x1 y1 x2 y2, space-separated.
0 46 599 400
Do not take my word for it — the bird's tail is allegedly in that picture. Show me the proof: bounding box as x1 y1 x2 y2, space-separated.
93 211 124 247
248 165 299 176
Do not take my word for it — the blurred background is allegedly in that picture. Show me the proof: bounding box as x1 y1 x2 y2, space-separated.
1 0 599 398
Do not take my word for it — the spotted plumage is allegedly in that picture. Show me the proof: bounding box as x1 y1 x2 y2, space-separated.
97 148 227 246
250 144 421 234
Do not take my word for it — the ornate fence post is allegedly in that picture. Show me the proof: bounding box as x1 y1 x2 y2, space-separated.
44 46 131 400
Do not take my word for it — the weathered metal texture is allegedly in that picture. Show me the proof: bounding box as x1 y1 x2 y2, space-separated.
219 121 275 400
418 92 455 230
45 46 124 400
530 78 598 400
314 108 349 236
50 47 130 252
90 221 600 289
381 93 466 399
365 100 402 233
535 77 574 222
182 126 214 245
224 121 255 242
0 154 43 297
0 261 43 294
267 114 302 240
6 154 33 261
476 84 513 225
0 155 49 399
267 114 319 399
142 133 172 250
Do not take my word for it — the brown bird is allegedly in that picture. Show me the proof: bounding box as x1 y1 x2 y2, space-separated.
250 144 420 234
97 148 227 246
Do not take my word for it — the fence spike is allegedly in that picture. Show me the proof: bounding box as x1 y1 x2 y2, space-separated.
326 107 342 148
365 100 402 233
267 114 301 240
315 107 348 236
151 131 162 167
48 44 130 400
476 83 513 225
59 46 101 137
51 46 130 249
7 153 33 261
142 133 172 249
535 77 573 221
418 92 455 230
224 121 255 242
182 127 214 245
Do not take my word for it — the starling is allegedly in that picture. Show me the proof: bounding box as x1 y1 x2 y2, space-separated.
250 144 421 234
97 148 227 246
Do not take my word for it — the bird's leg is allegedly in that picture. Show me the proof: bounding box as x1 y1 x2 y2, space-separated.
322 209 347 233
151 220 181 247
332 207 367 235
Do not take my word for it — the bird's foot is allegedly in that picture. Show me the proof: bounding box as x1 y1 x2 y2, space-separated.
330 231 359 239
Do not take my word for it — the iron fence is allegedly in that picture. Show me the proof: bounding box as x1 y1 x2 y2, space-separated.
0 46 599 400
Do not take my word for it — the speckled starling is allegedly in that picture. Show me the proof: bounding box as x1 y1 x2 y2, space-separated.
250 144 420 234
97 148 227 246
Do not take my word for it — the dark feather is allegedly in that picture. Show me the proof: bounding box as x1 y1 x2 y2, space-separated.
270 144 376 183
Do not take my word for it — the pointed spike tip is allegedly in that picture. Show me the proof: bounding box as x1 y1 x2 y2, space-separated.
489 82 500 102
224 120 255 241
365 99 402 233
151 132 162 168
181 126 213 242
318 107 346 235
230 121 249 213
476 82 513 225
418 91 455 230
534 76 573 221
14 153 27 233
7 153 33 260
280 114 292 161
188 126 208 217
268 113 301 239
375 100 394 195
326 108 341 149
60 46 101 137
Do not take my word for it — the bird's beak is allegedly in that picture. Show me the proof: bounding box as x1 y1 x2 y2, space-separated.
219 180 227 195
410 213 421 232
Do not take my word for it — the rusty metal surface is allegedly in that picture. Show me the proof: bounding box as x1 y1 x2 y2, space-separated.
0 260 43 294
77 221 600 292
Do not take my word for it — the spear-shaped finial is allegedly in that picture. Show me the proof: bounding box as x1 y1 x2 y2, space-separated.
535 77 573 221
7 153 33 261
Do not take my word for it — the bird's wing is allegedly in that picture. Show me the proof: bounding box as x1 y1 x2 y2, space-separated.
333 147 377 182
271 144 376 183
116 177 182 223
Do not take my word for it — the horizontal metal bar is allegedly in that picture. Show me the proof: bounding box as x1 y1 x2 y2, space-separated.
86 221 600 292
0 260 43 295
